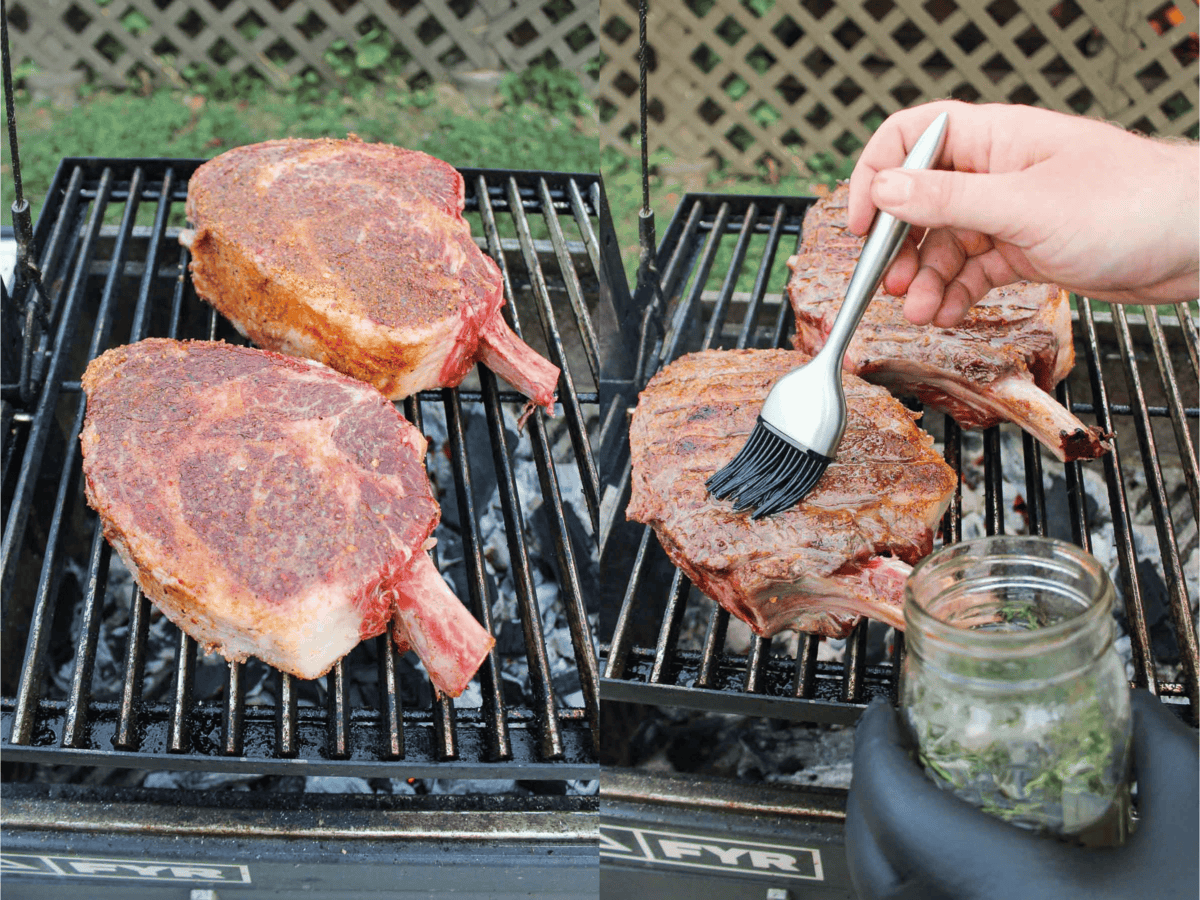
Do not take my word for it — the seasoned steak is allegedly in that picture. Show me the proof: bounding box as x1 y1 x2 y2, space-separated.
789 184 1110 461
627 350 957 638
181 137 559 415
80 339 494 696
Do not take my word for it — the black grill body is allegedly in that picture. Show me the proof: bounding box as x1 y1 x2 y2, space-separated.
1 157 600 895
598 191 1198 896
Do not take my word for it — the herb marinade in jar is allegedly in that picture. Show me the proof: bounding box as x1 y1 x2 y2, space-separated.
901 536 1132 845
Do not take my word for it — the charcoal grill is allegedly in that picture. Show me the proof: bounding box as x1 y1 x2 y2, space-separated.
1 157 601 897
598 190 1199 898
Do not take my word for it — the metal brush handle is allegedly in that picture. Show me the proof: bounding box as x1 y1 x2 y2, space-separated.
817 111 950 363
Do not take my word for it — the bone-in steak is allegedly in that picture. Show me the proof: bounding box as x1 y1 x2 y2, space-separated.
181 137 559 415
80 339 494 696
627 350 957 638
789 184 1110 461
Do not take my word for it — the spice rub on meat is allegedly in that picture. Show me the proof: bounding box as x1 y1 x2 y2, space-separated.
789 184 1111 462
80 339 495 696
627 349 958 638
180 136 559 415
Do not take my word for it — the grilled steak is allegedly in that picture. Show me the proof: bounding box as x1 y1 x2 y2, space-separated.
789 184 1111 462
80 339 494 696
627 350 957 638
180 137 559 415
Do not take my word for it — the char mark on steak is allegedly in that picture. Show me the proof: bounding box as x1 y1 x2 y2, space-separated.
788 184 1111 462
180 136 560 416
626 349 958 639
80 338 495 697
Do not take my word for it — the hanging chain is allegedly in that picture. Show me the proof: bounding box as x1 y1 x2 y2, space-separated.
633 0 665 387
2 0 52 405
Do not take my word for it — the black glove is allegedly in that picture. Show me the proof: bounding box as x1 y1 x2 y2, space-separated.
845 690 1199 900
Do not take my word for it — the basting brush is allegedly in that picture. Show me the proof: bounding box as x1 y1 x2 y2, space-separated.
707 111 949 519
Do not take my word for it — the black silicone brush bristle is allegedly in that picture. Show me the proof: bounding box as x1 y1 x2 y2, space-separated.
705 417 832 519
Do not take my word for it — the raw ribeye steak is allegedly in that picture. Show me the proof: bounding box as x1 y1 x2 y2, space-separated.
80 339 494 696
181 136 559 415
627 350 957 638
789 184 1110 462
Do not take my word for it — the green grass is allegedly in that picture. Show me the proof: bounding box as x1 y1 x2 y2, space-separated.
2 66 599 226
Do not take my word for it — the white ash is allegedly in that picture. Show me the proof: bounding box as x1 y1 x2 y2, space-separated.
304 776 373 794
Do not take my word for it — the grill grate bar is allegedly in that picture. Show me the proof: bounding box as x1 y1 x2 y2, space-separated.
276 670 299 758
538 177 599 382
503 178 600 532
942 416 964 545
568 178 601 278
982 425 1005 535
649 571 689 684
840 621 870 703
735 204 789 349
695 604 729 689
701 204 759 349
6 168 116 743
656 202 706 310
405 393 460 761
482 365 564 759
743 635 772 693
66 168 161 750
18 167 86 397
1175 303 1199 376
792 633 820 698
603 528 653 682
163 217 200 757
525 409 601 749
327 660 352 759
375 628 405 759
1078 298 1158 693
1022 432 1049 536
443 387 511 760
222 661 246 756
1144 306 1199 522
1111 305 1200 713
1058 381 1093 552
169 631 197 754
659 202 730 368
61 530 111 748
115 590 151 749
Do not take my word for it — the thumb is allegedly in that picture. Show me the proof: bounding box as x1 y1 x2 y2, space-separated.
870 168 1030 243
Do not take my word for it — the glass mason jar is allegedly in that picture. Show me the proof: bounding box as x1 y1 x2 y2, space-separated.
901 536 1132 845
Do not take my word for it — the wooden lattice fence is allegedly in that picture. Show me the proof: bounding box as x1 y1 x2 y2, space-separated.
10 0 599 91
598 0 1199 174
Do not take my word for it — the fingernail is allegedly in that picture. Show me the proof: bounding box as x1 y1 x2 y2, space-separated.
873 170 912 207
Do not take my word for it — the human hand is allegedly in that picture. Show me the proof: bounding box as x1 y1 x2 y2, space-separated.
847 101 1200 327
844 690 1199 900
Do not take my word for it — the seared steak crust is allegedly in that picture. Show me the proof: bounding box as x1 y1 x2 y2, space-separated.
789 184 1110 461
627 349 957 638
182 137 558 413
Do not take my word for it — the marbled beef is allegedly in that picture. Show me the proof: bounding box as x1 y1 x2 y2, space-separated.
80 339 494 696
180 137 559 415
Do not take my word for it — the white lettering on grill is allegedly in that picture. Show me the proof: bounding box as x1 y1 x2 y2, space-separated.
657 840 705 860
702 845 750 865
749 850 801 872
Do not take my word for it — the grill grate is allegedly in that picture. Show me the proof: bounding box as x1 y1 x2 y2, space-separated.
600 191 1199 725
2 158 601 778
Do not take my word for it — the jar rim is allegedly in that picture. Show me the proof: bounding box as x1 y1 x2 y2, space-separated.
905 536 1114 655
